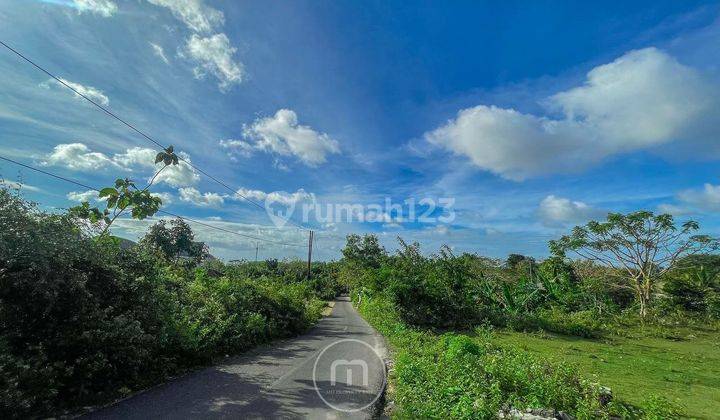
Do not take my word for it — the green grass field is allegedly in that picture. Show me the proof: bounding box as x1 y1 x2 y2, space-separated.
492 327 720 419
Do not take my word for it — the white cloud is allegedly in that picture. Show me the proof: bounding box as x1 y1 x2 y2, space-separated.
178 187 224 207
0 181 41 192
146 0 224 33
66 189 172 204
117 148 201 188
40 78 110 106
73 0 117 17
149 42 170 64
227 109 340 166
538 195 604 227
152 191 174 204
426 48 719 180
219 139 255 157
43 143 200 187
154 152 201 187
145 1 243 91
43 143 116 170
660 183 720 215
67 189 100 202
182 34 244 91
234 187 314 206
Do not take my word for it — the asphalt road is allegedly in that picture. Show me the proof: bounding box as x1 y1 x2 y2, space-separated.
86 296 387 419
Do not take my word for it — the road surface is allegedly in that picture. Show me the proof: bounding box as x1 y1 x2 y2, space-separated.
87 296 387 419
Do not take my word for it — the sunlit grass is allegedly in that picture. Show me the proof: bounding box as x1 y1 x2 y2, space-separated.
492 327 720 419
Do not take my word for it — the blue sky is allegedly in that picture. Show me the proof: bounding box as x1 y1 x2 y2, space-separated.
1 0 720 260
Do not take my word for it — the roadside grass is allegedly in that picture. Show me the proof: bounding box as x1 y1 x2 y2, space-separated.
356 295 609 419
491 327 720 419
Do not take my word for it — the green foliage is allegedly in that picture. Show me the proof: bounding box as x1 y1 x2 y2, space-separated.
505 253 535 269
550 210 719 317
0 189 328 418
69 145 179 234
385 240 488 327
140 218 209 265
98 178 162 220
154 145 179 166
663 264 720 315
342 233 387 269
638 395 685 420
341 229 720 418
357 296 606 419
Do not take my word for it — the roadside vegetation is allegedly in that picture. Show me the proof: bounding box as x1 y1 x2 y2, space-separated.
0 187 341 418
342 212 720 418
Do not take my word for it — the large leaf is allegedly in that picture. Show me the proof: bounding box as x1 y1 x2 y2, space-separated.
98 187 118 198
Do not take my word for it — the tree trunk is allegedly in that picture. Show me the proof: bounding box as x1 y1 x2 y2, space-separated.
635 274 652 319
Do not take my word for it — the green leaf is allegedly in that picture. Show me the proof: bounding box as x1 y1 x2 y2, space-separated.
155 152 164 164
99 187 117 198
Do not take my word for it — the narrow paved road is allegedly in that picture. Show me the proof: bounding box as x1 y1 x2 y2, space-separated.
87 296 387 419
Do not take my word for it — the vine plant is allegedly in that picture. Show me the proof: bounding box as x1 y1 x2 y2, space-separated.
69 146 179 235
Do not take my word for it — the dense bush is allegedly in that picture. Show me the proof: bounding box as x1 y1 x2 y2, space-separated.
343 234 720 340
662 265 720 317
0 189 328 418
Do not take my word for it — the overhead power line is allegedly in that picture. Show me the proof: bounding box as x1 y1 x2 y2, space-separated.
0 39 311 231
0 155 306 248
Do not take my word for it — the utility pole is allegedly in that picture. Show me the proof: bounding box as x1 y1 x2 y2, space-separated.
307 230 314 280
255 242 259 262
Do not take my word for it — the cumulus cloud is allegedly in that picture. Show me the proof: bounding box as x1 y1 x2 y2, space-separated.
40 78 110 106
43 143 200 187
73 0 117 17
149 42 170 64
146 0 243 92
146 0 224 33
659 184 720 215
66 189 101 202
224 109 340 166
154 153 201 187
43 143 116 170
182 34 244 91
178 187 224 207
426 48 719 180
152 191 174 204
234 187 314 206
538 195 604 227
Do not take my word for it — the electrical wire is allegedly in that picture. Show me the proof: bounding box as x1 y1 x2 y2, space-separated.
0 39 312 231
0 155 307 248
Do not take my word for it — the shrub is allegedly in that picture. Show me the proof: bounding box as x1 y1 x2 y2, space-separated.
663 265 719 316
0 189 328 417
386 241 487 328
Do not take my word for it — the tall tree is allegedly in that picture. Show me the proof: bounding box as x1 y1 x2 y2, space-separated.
550 211 718 317
141 218 208 264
